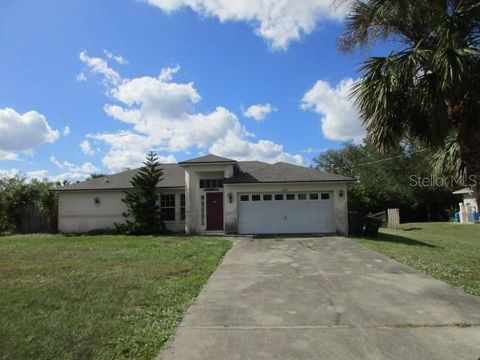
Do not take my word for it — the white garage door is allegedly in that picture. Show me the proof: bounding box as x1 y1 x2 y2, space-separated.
237 192 335 234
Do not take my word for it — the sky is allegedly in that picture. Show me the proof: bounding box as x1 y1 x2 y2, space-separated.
0 0 381 182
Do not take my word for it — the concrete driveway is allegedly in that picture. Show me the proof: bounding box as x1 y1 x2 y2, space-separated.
158 237 480 360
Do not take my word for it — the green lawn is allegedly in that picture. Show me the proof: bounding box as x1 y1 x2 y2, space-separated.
353 222 480 296
0 235 231 360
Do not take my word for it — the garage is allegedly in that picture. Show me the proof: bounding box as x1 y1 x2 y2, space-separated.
237 192 335 234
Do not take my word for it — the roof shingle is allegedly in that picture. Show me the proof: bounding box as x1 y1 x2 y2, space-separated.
179 154 236 164
54 164 185 191
225 162 354 184
54 159 354 192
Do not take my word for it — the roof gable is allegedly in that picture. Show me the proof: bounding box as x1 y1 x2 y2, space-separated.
179 154 236 164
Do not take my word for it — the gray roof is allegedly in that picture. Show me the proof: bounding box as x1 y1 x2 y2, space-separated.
179 154 236 164
225 162 354 184
235 161 270 174
54 159 353 192
54 164 185 192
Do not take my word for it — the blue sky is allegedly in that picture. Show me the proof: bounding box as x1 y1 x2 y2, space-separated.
0 0 376 181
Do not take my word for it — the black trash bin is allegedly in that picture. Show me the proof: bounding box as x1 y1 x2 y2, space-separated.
348 211 366 236
364 216 383 237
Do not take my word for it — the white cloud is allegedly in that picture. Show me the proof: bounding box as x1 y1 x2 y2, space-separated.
76 72 87 82
302 147 327 154
301 78 366 144
0 163 98 182
48 158 99 182
0 168 20 178
79 50 121 86
27 170 49 180
0 150 18 160
145 0 349 50
210 136 303 165
63 126 71 136
0 108 60 153
243 103 277 121
81 53 303 170
49 156 74 169
159 65 180 81
80 140 95 156
103 49 128 65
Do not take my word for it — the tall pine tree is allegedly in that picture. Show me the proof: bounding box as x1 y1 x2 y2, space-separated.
117 151 166 235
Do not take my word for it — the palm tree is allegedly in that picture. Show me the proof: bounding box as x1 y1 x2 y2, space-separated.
341 0 480 204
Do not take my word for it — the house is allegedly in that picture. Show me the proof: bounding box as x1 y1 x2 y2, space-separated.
55 154 355 235
452 188 478 211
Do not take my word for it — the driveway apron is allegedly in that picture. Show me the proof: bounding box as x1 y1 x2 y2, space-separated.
158 237 480 360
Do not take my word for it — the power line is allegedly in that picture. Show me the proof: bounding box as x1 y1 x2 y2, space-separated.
332 148 428 171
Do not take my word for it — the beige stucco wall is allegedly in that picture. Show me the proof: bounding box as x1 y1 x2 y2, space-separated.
58 189 185 233
223 182 349 235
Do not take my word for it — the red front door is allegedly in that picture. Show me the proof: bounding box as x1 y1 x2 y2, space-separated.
206 192 224 231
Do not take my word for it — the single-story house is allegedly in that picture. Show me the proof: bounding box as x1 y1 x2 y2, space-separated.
452 188 478 211
54 154 355 235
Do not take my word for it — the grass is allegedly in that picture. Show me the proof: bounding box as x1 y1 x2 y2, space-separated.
353 222 480 296
0 234 232 360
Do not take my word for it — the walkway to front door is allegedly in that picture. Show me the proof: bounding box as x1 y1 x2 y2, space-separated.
158 237 480 360
206 192 223 231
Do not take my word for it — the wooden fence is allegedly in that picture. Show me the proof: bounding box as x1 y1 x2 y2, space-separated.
387 208 400 229
18 204 57 233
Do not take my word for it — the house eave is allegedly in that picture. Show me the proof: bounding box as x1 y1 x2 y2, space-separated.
223 179 356 186
52 186 186 193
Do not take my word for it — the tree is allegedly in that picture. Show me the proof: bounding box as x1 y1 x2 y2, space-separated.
0 176 57 233
315 141 457 221
341 0 480 204
117 151 166 235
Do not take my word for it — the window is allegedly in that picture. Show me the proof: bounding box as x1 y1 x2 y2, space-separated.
263 194 272 201
309 193 319 200
240 195 249 201
199 179 224 189
321 193 330 200
161 194 176 221
298 194 307 200
180 194 186 220
274 194 284 200
252 195 261 201
286 194 295 200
